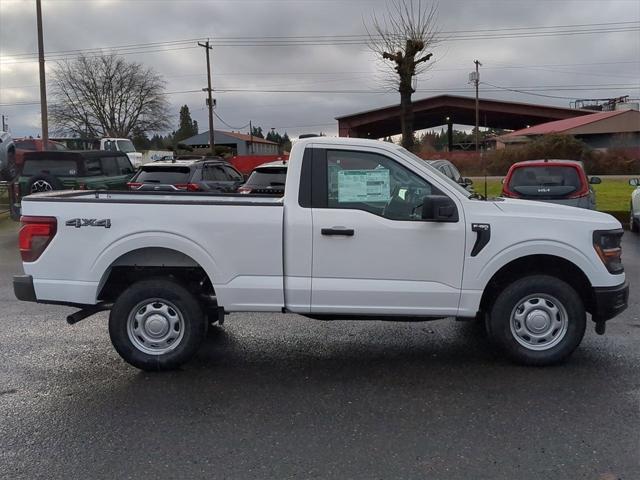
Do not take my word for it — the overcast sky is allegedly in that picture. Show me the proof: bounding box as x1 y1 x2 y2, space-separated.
1 0 639 139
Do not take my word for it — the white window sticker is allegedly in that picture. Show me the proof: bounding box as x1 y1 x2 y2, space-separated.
337 169 390 203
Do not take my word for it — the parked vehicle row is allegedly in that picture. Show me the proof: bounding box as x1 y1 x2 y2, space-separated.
6 141 639 228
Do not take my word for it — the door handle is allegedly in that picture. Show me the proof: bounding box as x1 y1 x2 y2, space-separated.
321 227 355 236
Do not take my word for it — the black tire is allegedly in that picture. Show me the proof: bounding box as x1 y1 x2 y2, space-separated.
0 148 17 181
26 173 63 194
631 203 639 233
487 275 586 366
109 279 207 371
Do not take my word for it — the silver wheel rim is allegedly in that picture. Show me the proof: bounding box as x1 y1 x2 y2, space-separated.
31 180 53 193
127 299 185 355
510 294 568 351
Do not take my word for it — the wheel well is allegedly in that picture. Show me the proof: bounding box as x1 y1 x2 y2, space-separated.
97 247 215 303
479 255 594 314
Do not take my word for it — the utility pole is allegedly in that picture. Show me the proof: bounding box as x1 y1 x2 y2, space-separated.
198 39 215 155
473 60 481 155
470 59 484 197
249 120 254 154
36 0 48 146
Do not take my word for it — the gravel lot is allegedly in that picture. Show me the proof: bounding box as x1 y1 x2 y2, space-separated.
1 217 638 480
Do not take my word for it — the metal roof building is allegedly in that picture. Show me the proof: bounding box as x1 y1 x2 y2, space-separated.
182 130 279 156
496 109 640 150
335 95 594 139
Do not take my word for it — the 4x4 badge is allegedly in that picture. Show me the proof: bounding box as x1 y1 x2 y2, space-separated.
66 218 111 229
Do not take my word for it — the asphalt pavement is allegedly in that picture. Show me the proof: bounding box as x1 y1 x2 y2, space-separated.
0 217 639 480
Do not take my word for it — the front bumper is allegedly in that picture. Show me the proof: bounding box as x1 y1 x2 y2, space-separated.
592 281 629 322
14 275 37 302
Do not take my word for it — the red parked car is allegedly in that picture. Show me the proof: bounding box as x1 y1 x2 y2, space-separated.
501 159 600 210
13 137 67 169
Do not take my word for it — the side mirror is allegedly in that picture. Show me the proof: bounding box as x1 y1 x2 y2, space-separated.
461 177 473 186
422 195 459 222
589 176 602 185
500 178 505 184
629 178 639 187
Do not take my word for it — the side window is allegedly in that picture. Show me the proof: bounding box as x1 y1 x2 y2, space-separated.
100 157 119 177
449 164 462 182
117 157 135 175
326 150 440 221
203 165 228 181
85 158 102 175
222 165 243 181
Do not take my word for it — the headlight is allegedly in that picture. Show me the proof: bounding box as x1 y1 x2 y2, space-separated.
593 229 624 274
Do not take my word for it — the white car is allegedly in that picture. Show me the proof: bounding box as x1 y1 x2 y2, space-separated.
0 130 16 180
13 137 628 370
631 178 640 233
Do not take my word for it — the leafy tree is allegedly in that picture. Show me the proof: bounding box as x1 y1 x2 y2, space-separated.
50 53 169 138
174 105 198 141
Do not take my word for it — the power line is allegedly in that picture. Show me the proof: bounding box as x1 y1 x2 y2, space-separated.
1 21 638 63
213 111 250 130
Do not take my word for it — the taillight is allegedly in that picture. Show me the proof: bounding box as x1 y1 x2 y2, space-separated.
19 216 57 262
593 229 624 274
174 183 200 191
568 183 589 199
238 186 252 194
127 182 142 190
501 182 520 198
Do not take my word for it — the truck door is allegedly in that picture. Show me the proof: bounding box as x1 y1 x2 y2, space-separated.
309 146 466 317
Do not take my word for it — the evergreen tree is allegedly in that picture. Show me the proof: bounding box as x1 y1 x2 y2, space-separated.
174 105 198 141
249 126 264 139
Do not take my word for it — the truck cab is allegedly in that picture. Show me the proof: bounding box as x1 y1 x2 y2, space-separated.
101 138 143 168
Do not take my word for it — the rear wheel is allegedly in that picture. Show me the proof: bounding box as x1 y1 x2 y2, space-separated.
487 275 586 366
109 279 207 371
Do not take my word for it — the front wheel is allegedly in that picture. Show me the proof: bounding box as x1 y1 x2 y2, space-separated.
487 275 586 366
109 279 207 371
631 203 639 233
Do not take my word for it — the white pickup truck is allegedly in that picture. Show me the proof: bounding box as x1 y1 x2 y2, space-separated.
14 137 629 370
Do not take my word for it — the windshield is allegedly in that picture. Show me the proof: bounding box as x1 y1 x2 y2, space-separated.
245 168 287 187
508 165 582 198
117 140 136 153
135 166 191 184
400 149 472 198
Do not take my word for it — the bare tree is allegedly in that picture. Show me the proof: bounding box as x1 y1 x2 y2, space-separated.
367 1 439 151
50 54 170 138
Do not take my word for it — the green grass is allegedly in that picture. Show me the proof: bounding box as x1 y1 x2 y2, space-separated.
470 177 636 213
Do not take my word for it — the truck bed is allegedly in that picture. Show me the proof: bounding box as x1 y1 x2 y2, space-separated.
21 190 285 310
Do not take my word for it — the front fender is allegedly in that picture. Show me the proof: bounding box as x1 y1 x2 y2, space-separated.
473 239 619 289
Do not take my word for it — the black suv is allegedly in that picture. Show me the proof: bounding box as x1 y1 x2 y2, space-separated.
128 157 244 192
